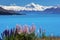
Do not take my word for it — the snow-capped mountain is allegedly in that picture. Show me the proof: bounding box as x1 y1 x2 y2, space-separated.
1 3 54 11
25 3 46 11
0 3 60 15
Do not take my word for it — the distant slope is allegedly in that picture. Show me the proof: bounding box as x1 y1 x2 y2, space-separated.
44 7 60 14
0 7 25 15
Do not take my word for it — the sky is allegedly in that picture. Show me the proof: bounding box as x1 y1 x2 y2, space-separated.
0 0 60 6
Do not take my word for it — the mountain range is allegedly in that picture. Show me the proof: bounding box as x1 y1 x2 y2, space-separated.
0 3 60 15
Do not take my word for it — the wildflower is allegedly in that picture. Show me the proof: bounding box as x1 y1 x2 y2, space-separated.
37 29 40 37
29 24 36 33
39 27 42 34
16 24 20 30
10 28 15 36
18 25 23 34
23 24 29 34
43 29 46 33
42 29 46 38
15 24 20 34
16 24 23 34
50 33 54 37
3 29 9 37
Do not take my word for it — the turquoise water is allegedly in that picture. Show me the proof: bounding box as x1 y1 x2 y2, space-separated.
0 14 60 37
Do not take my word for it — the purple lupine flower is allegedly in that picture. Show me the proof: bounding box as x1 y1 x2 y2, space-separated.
3 29 9 37
43 29 46 33
50 33 54 37
39 27 42 34
42 29 46 38
10 29 13 35
9 28 15 36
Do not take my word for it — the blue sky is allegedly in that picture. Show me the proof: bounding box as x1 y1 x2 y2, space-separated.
0 0 60 6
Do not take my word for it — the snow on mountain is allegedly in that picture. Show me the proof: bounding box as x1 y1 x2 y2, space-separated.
25 3 45 11
26 3 54 11
1 6 24 11
0 3 59 12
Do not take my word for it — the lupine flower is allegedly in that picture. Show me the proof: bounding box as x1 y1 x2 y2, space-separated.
18 25 23 34
10 29 13 35
3 29 9 37
39 27 42 38
23 24 29 34
29 24 36 33
50 33 54 37
10 28 15 36
37 29 40 37
42 29 46 38
0 38 2 40
43 29 46 34
15 24 20 35
16 24 20 30
16 24 20 33
39 27 42 34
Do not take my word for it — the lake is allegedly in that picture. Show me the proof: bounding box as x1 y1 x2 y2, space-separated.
0 14 60 37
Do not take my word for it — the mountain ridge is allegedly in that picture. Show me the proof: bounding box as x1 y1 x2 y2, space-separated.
0 3 60 15
0 3 55 11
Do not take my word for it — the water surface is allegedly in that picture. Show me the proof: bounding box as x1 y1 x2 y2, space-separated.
0 14 60 37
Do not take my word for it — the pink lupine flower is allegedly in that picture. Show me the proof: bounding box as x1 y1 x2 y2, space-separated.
23 24 29 34
16 24 20 29
29 24 36 33
18 25 23 34
16 24 20 32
